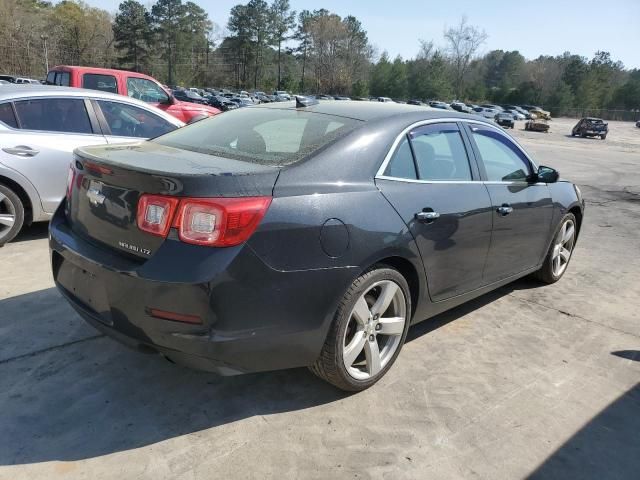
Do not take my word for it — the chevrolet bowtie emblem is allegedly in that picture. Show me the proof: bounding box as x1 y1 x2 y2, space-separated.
87 181 106 205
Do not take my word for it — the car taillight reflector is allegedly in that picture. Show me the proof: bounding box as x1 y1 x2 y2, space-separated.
137 195 180 237
147 308 202 324
175 197 272 247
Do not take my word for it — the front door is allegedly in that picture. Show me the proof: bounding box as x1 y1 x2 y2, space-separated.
376 122 493 301
464 123 554 282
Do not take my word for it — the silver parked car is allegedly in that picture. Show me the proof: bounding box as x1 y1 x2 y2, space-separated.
0 85 184 245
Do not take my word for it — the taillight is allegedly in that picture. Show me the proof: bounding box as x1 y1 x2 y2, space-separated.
66 164 75 201
137 195 180 237
137 195 271 247
175 197 272 246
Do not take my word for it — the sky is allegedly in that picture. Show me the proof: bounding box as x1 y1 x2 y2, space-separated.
88 0 640 68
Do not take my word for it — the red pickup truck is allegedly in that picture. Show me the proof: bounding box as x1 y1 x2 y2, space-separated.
46 66 219 122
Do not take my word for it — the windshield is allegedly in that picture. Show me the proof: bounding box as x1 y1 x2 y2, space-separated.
153 107 362 166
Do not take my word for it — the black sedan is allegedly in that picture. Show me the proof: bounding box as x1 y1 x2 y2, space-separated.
495 112 515 128
172 89 208 105
572 117 608 139
50 100 584 391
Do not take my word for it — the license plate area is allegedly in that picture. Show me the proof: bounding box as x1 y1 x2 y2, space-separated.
56 259 112 325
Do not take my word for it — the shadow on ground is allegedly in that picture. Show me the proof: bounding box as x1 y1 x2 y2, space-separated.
527 382 640 479
0 277 588 467
11 221 49 243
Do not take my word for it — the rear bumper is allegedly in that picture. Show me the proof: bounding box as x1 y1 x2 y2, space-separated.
49 203 357 375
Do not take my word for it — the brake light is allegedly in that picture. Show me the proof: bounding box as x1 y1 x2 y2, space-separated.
66 164 75 201
137 195 180 237
136 194 271 247
175 197 272 246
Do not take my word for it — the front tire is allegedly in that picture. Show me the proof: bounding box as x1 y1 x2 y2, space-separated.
0 184 24 246
310 266 411 391
533 213 577 284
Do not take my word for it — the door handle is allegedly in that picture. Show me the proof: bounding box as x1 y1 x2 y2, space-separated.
415 211 440 223
2 146 39 157
497 204 513 216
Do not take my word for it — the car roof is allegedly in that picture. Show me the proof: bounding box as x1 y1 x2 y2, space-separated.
253 100 474 122
0 85 184 125
49 65 156 80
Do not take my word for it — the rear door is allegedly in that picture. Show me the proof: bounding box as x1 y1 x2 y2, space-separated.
464 123 553 282
376 122 493 301
0 97 107 213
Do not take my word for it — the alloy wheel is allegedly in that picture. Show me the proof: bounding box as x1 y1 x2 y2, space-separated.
0 191 16 243
552 219 576 277
342 280 406 380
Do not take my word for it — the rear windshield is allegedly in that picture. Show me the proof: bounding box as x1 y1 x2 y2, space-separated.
153 108 361 166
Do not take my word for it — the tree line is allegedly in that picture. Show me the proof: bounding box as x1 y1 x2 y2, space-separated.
0 0 638 116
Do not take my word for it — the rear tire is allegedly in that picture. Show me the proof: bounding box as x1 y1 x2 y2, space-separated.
532 213 577 284
310 266 411 391
0 184 24 247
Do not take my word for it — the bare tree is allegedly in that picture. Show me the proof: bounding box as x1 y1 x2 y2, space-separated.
444 16 487 98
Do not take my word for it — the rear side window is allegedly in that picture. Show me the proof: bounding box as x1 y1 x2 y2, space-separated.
0 103 17 128
13 98 92 134
153 108 361 166
83 74 117 94
410 123 472 181
383 137 416 179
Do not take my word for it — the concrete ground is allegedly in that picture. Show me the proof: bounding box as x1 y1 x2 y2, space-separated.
0 117 638 479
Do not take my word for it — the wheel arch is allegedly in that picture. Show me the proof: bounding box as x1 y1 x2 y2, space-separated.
367 255 421 320
569 205 583 237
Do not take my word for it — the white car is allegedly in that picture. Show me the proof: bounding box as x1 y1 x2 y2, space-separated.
0 85 184 245
505 109 526 121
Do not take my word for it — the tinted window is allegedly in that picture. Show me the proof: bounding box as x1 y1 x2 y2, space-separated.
14 98 92 134
383 136 416 179
46 71 56 85
55 72 70 86
126 77 169 103
153 108 361 166
83 74 117 93
0 103 17 128
410 123 472 181
470 127 531 182
97 100 176 138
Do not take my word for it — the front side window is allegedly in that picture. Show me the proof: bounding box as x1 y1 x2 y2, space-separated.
0 103 17 128
83 74 118 94
13 98 92 134
153 108 361 166
97 100 176 138
470 126 531 182
410 123 472 181
126 77 169 103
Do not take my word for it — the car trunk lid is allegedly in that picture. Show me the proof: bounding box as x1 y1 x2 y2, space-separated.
67 142 278 259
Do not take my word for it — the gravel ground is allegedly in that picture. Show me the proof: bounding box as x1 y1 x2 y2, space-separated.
0 117 638 480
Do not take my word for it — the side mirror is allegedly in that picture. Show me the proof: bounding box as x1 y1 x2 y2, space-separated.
536 165 559 183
